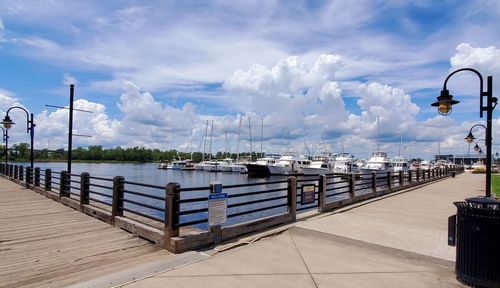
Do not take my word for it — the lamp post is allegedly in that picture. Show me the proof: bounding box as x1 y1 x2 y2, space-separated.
432 68 497 197
1 107 35 168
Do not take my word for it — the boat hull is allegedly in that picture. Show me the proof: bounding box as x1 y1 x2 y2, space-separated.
246 164 271 177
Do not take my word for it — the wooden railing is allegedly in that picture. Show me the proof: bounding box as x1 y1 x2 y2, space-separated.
0 163 463 253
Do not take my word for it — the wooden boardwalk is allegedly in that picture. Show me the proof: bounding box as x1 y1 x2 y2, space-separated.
0 177 171 288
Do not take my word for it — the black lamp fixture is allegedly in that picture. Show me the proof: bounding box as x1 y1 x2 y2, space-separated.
432 68 497 197
1 106 35 168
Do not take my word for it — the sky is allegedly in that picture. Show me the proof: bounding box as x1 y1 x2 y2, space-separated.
0 0 500 160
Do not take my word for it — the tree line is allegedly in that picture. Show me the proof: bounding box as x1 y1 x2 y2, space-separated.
0 143 262 163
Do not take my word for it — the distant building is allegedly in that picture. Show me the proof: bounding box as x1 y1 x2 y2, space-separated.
435 154 486 166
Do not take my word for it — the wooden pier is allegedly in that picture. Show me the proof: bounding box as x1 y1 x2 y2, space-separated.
0 178 170 288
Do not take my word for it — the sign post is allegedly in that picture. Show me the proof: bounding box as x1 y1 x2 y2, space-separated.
208 182 226 243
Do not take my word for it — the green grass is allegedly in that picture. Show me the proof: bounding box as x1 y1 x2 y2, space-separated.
493 174 500 198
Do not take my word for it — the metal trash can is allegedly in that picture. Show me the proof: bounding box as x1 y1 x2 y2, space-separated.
451 197 500 288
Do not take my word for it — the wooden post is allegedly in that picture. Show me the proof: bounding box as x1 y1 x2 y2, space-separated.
165 182 180 250
45 169 52 191
34 167 40 187
408 170 412 184
80 172 90 207
318 174 327 212
26 167 32 188
287 176 297 222
9 164 13 178
416 168 420 182
111 176 125 223
60 170 70 197
349 173 356 198
371 171 377 194
386 171 392 190
399 171 403 186
14 165 18 180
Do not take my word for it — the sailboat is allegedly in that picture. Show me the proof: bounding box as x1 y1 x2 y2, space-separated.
391 134 410 172
231 115 248 173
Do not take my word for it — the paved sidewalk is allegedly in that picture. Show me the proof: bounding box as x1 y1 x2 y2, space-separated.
119 172 481 288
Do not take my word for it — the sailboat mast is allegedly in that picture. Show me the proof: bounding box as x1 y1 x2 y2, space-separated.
209 120 214 161
236 115 241 162
203 120 208 161
260 116 263 158
248 117 253 160
399 134 402 156
377 116 380 153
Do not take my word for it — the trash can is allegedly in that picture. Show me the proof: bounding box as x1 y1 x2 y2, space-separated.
452 197 500 288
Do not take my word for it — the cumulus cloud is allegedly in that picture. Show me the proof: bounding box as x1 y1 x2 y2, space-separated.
451 43 500 75
63 73 77 86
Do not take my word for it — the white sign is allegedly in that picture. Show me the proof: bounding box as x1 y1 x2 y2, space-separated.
208 193 227 227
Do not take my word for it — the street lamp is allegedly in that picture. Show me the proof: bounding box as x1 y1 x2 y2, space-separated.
464 124 486 144
432 68 497 197
1 106 35 168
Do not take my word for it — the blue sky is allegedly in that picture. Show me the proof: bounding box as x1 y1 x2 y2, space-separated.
0 0 499 160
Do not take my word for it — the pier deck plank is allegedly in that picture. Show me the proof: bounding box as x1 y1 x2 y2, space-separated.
0 178 171 288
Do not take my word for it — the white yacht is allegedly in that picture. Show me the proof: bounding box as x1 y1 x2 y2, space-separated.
267 155 312 175
204 160 223 172
158 160 168 169
359 152 393 176
167 160 188 170
219 158 234 172
302 160 332 175
333 153 359 174
391 156 410 172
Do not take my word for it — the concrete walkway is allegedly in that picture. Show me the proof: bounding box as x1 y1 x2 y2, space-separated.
119 172 482 288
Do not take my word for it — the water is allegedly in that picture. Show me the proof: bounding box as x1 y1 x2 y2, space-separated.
31 162 286 187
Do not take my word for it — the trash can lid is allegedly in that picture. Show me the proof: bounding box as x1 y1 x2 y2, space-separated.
465 196 500 204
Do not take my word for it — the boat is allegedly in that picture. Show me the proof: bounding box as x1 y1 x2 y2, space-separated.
219 158 234 172
333 153 359 174
158 160 168 169
391 156 410 172
267 155 312 175
359 152 393 177
245 155 279 177
181 160 195 171
167 160 188 170
302 160 333 175
204 160 223 172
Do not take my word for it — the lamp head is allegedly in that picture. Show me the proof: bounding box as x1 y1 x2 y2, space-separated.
431 89 459 116
1 115 14 129
473 144 480 152
464 132 475 144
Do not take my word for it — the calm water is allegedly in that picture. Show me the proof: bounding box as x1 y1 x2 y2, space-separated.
30 162 287 187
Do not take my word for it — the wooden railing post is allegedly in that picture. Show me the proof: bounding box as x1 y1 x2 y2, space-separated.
287 176 297 222
408 170 412 184
349 173 356 198
9 164 13 178
318 174 327 212
80 172 90 207
165 182 180 250
386 171 392 190
371 172 377 194
34 167 40 187
14 165 18 180
111 176 125 223
26 167 33 188
60 170 70 197
416 168 420 182
399 171 403 186
45 169 52 191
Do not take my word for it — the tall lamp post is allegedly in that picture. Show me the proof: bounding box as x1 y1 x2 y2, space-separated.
1 127 7 170
432 68 497 197
1 107 36 168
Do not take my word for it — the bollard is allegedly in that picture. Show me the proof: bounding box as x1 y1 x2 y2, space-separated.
371 172 377 194
416 168 420 182
386 171 392 190
59 170 70 198
26 167 32 188
349 173 356 199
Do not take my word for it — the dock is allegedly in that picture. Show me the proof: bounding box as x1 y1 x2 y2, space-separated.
1 169 479 287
